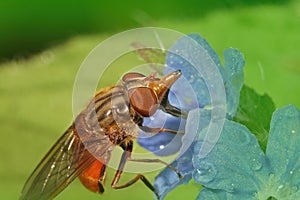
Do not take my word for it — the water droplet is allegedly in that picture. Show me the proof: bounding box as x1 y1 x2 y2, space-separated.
231 128 251 146
291 130 296 134
269 173 275 182
290 170 294 175
249 157 263 171
226 183 235 193
190 74 195 81
290 185 298 193
159 145 165 150
277 184 284 192
193 162 216 184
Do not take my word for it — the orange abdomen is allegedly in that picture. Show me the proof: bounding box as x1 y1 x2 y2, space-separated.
78 159 106 193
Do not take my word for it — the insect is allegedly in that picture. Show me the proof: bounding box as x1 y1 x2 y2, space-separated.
20 70 186 200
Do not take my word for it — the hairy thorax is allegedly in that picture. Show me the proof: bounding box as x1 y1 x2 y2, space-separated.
103 120 139 146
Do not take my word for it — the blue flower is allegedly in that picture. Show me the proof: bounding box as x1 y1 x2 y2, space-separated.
195 105 300 199
163 33 244 117
138 110 186 156
138 33 245 198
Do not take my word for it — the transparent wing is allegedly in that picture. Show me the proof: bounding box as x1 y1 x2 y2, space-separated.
20 124 113 200
131 42 166 75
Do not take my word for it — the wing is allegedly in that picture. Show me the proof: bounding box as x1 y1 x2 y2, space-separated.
20 124 113 200
131 42 166 75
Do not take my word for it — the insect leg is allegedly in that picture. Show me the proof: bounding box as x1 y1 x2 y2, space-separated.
98 164 107 193
128 158 182 179
111 141 160 199
139 126 184 135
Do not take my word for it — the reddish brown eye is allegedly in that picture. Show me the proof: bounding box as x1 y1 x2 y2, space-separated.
122 72 145 82
129 87 158 117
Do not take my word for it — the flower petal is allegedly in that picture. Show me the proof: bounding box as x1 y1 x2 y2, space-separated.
223 48 245 118
196 188 227 200
164 34 244 118
193 120 269 194
196 188 257 200
154 146 194 199
152 108 210 198
266 105 300 187
153 107 223 198
164 33 225 110
138 110 185 156
151 34 245 198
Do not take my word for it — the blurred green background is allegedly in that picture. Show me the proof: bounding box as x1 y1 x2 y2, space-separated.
0 0 299 199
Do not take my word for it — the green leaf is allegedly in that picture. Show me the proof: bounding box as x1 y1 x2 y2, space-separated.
233 85 275 152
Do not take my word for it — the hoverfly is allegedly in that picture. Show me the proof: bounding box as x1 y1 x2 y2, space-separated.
20 70 186 200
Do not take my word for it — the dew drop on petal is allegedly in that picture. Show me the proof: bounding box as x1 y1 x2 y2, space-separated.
290 185 298 193
249 157 263 171
269 173 275 182
193 162 217 184
225 183 235 193
277 184 284 192
231 127 251 146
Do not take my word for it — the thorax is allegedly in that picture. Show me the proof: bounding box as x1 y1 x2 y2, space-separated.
76 85 143 145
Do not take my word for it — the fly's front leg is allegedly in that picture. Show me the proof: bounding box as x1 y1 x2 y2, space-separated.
111 141 160 199
137 125 183 178
129 158 183 179
139 126 184 135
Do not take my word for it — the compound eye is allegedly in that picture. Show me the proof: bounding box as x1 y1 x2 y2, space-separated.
129 87 158 117
122 72 145 82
